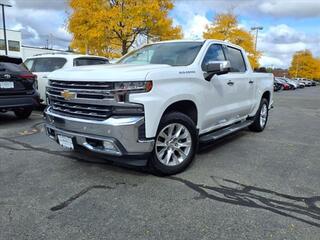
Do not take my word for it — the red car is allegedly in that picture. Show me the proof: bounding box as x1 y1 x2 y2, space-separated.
274 78 290 90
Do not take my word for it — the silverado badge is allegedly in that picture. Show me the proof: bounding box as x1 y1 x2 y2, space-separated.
61 90 77 100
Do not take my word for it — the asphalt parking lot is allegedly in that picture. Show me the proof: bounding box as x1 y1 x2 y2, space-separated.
1 87 320 240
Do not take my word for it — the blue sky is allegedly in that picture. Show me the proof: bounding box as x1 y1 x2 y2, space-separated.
4 0 320 68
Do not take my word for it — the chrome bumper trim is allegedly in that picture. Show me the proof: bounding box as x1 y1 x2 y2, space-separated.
44 106 154 156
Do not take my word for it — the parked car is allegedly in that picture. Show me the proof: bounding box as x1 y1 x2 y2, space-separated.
310 80 317 86
303 80 313 87
0 56 40 119
24 53 109 104
292 79 305 88
274 78 282 91
282 78 298 89
275 78 290 90
44 40 274 175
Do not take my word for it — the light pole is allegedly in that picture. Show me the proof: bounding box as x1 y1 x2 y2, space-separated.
251 26 263 51
0 2 12 56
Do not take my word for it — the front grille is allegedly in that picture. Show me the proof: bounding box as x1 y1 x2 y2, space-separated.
50 98 113 120
47 80 115 120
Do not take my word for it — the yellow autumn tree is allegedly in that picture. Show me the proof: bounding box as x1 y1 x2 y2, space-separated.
68 0 182 58
314 58 320 80
288 50 318 79
203 13 261 69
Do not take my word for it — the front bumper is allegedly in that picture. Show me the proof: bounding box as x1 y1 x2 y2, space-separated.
44 107 154 158
0 92 40 110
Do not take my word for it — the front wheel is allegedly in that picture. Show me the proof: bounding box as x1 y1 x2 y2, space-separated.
249 98 269 132
149 112 198 175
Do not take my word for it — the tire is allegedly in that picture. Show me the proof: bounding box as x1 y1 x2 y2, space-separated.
149 112 198 175
249 98 269 132
14 109 33 119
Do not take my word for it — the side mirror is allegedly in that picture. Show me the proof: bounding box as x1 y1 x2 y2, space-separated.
204 60 231 81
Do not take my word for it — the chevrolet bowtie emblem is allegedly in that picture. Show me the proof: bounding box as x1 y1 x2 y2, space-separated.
61 90 77 100
4 74 11 79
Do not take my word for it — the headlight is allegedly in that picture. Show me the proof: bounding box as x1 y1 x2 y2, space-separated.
114 81 153 102
114 81 153 93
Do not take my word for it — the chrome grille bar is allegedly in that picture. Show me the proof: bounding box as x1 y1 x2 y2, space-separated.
49 80 114 90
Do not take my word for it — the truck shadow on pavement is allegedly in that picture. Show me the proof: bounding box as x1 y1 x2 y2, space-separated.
169 176 320 228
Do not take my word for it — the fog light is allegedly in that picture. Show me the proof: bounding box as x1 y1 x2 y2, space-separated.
103 141 117 151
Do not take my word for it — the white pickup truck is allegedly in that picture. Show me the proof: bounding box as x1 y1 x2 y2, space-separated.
44 40 273 175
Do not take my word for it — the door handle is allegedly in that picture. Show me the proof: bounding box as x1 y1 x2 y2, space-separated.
227 81 234 86
249 80 254 84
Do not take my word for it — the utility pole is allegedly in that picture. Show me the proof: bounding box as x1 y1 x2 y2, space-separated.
295 59 300 78
0 3 12 56
251 26 263 51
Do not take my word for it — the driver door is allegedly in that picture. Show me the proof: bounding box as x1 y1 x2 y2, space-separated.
201 44 237 130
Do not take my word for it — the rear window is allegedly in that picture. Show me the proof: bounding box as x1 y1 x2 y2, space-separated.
0 56 23 64
25 57 67 72
74 58 109 66
0 62 28 72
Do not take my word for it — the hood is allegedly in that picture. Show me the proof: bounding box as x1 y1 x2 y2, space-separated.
48 64 171 81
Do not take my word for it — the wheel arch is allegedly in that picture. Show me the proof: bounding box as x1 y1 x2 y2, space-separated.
261 90 271 104
161 100 198 126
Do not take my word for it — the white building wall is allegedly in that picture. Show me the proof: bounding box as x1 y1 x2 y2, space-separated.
0 28 22 58
0 29 69 60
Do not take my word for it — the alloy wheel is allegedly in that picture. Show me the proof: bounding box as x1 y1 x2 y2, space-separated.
155 123 192 166
260 103 268 128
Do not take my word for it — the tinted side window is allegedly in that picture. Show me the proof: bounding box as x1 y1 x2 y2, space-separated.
24 59 35 71
32 58 67 72
225 47 246 72
74 58 109 66
202 44 225 70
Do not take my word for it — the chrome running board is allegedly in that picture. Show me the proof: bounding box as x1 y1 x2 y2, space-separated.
199 120 253 143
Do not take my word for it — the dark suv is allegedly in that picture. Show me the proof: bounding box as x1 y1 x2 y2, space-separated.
0 56 40 119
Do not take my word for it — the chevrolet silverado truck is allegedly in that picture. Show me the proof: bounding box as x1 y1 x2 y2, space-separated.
44 40 273 175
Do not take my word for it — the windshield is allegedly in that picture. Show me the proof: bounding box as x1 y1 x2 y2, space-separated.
118 42 203 66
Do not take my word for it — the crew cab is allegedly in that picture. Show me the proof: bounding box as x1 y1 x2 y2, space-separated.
24 53 109 105
0 56 40 119
44 40 273 175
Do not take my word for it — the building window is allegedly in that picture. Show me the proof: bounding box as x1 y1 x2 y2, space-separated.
8 40 20 52
0 39 5 50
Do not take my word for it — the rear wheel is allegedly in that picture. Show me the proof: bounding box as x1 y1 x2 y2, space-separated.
149 112 198 175
249 98 269 132
14 109 33 119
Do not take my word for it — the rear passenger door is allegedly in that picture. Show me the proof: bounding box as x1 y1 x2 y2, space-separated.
223 46 255 119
